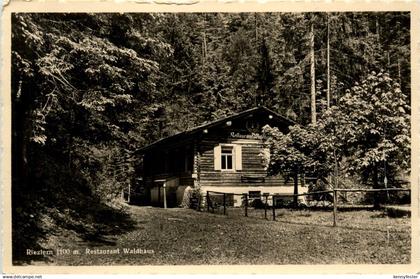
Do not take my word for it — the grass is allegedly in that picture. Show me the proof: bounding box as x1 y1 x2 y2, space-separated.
30 206 410 265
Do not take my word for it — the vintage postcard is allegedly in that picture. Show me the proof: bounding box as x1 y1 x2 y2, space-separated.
1 0 419 275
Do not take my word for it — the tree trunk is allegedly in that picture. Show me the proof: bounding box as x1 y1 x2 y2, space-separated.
16 117 31 189
326 14 330 109
397 59 401 83
310 21 316 124
293 170 299 207
12 91 33 191
334 148 338 188
255 13 258 42
373 164 380 209
202 31 207 63
375 15 380 45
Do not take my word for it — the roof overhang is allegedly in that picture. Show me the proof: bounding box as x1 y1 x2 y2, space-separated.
136 106 295 154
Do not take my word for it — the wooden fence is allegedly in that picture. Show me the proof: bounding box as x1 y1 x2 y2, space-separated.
205 188 411 227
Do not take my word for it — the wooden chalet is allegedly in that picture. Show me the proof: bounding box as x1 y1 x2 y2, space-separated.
136 106 307 207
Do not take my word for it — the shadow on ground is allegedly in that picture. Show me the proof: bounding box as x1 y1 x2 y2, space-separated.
12 178 136 265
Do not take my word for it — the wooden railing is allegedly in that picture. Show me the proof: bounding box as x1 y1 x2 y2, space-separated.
204 188 411 226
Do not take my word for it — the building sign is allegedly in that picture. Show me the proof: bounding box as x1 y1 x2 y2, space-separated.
230 132 263 139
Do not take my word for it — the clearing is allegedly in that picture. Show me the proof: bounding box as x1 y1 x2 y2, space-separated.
32 206 410 265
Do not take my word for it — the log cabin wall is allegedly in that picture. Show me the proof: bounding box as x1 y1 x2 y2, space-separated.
143 139 196 187
199 131 293 189
138 107 298 205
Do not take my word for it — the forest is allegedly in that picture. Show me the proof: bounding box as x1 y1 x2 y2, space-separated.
11 12 410 262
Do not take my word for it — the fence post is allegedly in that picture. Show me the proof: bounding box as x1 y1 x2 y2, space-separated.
162 182 167 209
196 192 201 212
207 191 210 212
333 189 337 227
272 200 276 221
264 194 268 219
223 193 226 215
244 194 248 217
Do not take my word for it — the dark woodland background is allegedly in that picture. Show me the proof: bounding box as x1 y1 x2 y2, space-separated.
11 13 410 262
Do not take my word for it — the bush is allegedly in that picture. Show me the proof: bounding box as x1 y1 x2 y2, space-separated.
250 198 265 209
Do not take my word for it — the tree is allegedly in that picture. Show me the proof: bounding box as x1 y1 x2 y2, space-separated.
310 19 316 124
11 12 411 261
325 71 410 207
263 124 336 205
255 38 274 106
11 13 172 259
263 71 409 209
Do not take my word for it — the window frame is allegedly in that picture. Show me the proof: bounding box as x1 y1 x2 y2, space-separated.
221 145 234 171
214 143 242 172
219 143 236 172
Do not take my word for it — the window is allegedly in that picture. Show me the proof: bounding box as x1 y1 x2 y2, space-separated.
214 144 242 171
221 146 233 170
249 191 261 199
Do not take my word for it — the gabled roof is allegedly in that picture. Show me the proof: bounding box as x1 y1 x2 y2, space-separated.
136 106 295 153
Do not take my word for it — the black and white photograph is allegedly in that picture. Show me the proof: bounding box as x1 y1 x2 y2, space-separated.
4 7 416 270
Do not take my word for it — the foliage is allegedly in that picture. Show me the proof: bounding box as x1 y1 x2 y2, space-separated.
11 13 170 261
11 12 410 261
263 123 336 181
264 72 410 192
324 71 410 185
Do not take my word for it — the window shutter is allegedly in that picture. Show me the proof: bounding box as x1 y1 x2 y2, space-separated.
214 145 221 170
234 145 242 170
